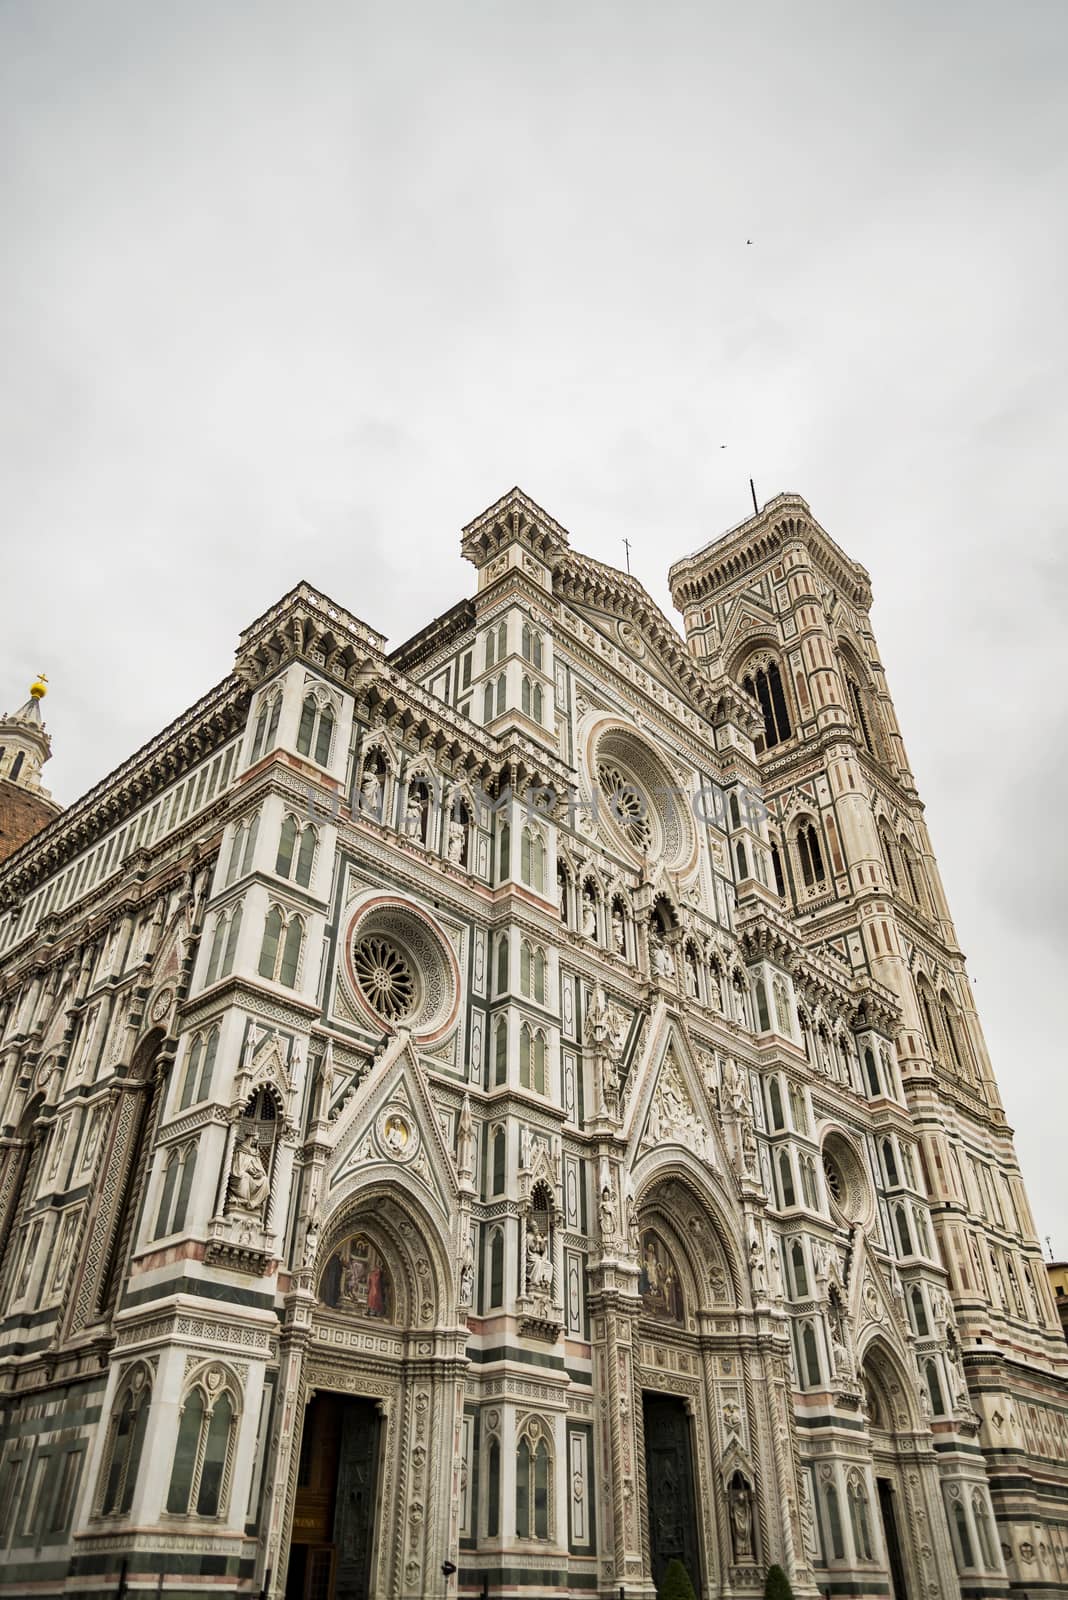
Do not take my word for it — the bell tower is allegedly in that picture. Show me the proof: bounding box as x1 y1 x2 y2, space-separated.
670 493 1067 1573
0 674 61 863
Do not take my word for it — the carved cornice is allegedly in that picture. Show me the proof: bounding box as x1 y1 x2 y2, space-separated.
668 493 873 612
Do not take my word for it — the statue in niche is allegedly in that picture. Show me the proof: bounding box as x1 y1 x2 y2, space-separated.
456 1093 475 1182
729 1473 755 1562
611 901 626 955
227 1133 270 1218
651 930 675 980
447 815 467 866
599 1184 618 1246
526 1219 554 1294
748 1229 768 1299
581 891 598 940
403 790 424 840
638 1230 683 1322
459 1226 474 1308
319 1233 392 1319
360 765 384 817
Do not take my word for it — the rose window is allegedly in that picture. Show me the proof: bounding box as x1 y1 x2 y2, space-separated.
352 936 416 1021
822 1150 844 1205
597 762 652 850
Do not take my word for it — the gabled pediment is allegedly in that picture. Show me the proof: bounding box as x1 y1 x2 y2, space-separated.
324 1032 459 1225
624 1006 730 1178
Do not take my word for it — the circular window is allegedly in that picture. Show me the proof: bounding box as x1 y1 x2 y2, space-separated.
352 936 417 1022
820 1130 872 1225
587 724 696 871
597 762 652 851
342 898 461 1043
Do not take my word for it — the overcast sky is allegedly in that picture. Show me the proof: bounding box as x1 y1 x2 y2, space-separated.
2 2 1065 1245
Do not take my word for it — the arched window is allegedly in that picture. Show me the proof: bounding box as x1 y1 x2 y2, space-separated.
521 623 543 669
249 691 281 764
496 935 509 994
788 1083 808 1132
204 904 242 987
258 906 304 987
558 864 571 927
822 1478 845 1560
515 1422 551 1539
753 973 769 1029
863 1046 880 1097
154 1140 198 1239
800 1156 819 1209
179 1027 219 1110
952 1499 975 1569
940 993 970 1076
486 1435 501 1537
491 1127 506 1195
881 1138 900 1187
498 820 510 880
276 815 317 888
743 660 792 750
522 675 532 716
791 1241 808 1297
735 840 748 880
925 1359 945 1417
520 675 543 720
910 1286 929 1337
485 629 496 670
770 840 786 899
779 1150 796 1208
488 1228 504 1308
768 1076 785 1129
494 1020 508 1087
166 1369 239 1518
972 1492 997 1569
496 673 506 716
296 695 335 767
99 1365 151 1516
227 812 259 885
802 1322 821 1388
900 837 926 909
522 828 546 892
483 682 495 723
533 1030 547 1095
916 977 941 1062
520 942 546 1003
497 621 508 661
878 822 900 890
796 821 827 888
772 978 791 1035
894 1204 914 1257
847 1471 874 1561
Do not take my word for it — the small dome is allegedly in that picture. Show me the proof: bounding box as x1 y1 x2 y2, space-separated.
29 675 48 700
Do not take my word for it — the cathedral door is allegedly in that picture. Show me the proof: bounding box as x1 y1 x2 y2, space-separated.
643 1392 700 1593
286 1395 381 1600
877 1478 908 1600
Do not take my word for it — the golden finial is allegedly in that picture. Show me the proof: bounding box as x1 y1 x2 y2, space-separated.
29 674 48 700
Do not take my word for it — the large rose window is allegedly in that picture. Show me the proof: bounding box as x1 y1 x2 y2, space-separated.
588 724 696 871
342 898 461 1043
352 936 417 1022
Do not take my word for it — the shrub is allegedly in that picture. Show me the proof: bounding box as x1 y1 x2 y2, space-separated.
764 1564 795 1600
659 1558 698 1600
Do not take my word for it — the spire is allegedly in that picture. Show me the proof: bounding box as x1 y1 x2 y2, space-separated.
0 674 62 863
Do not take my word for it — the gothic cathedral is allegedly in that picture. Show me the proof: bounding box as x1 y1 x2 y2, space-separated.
0 489 1065 1600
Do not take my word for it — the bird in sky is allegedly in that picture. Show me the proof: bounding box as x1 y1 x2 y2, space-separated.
746 238 753 245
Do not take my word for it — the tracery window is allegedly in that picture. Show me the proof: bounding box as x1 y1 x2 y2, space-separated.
801 1322 822 1388
881 1138 900 1187
940 993 971 1077
493 1020 508 1087
296 694 335 767
519 1025 547 1095
894 1203 914 1257
496 934 509 994
925 1359 945 1417
795 820 827 888
258 905 305 988
767 1076 785 1130
276 815 317 888
99 1365 151 1516
900 837 926 908
521 623 544 669
483 682 494 723
779 1150 797 1208
521 676 543 722
822 1477 845 1560
863 1046 880 1097
770 839 786 899
204 904 242 987
878 821 900 890
166 1367 240 1519
354 934 417 1023
153 1140 198 1239
226 813 259 885
179 1026 219 1111
791 1241 809 1297
515 1421 551 1539
488 1227 505 1309
799 1155 819 1210
847 1471 874 1561
951 1498 975 1569
597 761 652 851
248 690 281 765
520 942 546 1004
521 828 546 893
972 1492 997 1569
910 1286 929 1337
743 659 792 751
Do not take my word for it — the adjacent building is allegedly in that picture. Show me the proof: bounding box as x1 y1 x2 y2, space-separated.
0 488 1065 1600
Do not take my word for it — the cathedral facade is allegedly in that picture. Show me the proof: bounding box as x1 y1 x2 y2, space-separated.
0 488 1065 1600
